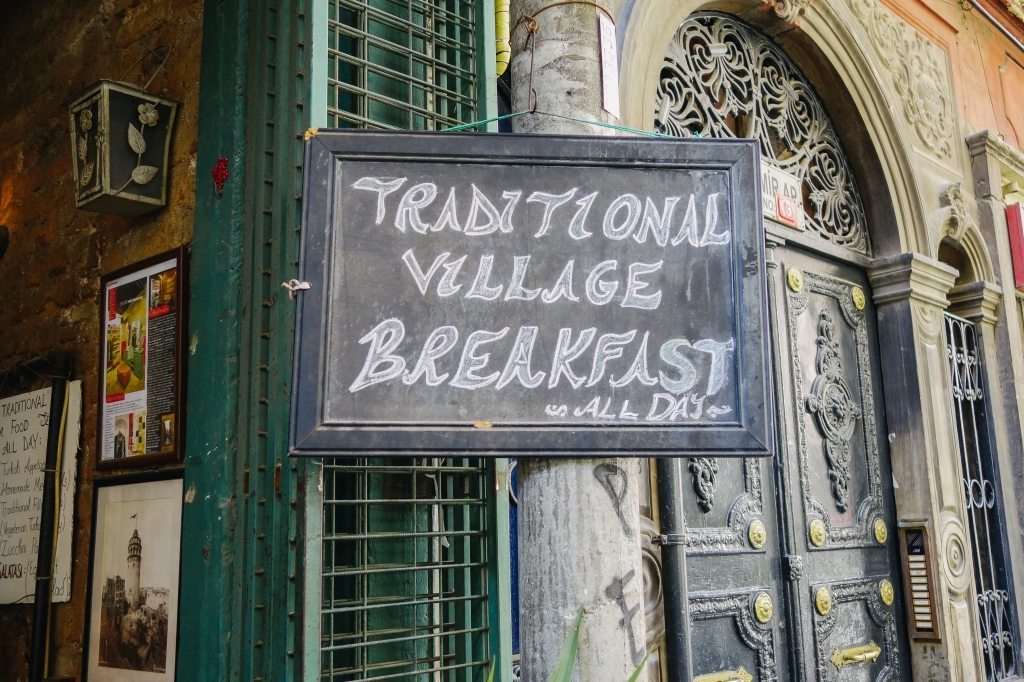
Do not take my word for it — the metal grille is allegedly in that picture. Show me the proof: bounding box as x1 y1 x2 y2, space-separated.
327 0 478 129
320 459 492 681
945 314 1018 680
654 13 870 253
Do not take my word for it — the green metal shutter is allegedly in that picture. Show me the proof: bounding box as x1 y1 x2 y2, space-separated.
309 2 511 680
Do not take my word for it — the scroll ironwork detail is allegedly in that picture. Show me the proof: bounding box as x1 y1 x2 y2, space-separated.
654 13 870 254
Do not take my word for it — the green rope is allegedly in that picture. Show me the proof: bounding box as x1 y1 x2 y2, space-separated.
444 109 699 137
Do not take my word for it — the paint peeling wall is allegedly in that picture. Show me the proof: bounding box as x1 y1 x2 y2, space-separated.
0 0 202 678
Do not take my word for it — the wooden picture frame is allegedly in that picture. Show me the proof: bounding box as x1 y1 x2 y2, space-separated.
83 472 183 680
97 247 188 470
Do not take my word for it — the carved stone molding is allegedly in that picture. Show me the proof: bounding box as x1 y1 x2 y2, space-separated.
762 0 813 23
869 252 957 310
848 0 955 160
1011 0 1024 22
939 511 972 597
947 281 1002 326
936 183 977 243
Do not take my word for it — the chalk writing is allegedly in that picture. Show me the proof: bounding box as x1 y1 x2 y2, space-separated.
292 133 773 457
0 384 80 603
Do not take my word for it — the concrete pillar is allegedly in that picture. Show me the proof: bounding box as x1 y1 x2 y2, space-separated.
509 2 648 680
869 253 985 680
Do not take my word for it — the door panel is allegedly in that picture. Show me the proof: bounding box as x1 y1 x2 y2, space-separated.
774 246 909 681
690 588 778 681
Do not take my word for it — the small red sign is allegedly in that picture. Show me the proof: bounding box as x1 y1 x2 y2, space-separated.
1008 204 1024 291
776 195 800 228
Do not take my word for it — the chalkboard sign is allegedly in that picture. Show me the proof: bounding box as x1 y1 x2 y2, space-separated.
291 131 772 457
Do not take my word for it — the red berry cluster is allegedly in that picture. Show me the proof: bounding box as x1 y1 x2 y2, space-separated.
212 156 229 193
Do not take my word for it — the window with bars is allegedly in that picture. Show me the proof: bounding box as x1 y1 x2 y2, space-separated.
320 459 492 681
315 2 498 681
944 313 1019 680
327 0 478 129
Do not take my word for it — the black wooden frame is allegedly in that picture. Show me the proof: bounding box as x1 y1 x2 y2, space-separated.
291 130 773 457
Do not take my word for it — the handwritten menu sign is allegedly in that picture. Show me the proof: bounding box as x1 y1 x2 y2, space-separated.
291 132 771 457
0 382 81 603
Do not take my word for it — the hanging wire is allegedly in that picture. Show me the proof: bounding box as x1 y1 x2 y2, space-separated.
444 109 679 137
118 43 172 91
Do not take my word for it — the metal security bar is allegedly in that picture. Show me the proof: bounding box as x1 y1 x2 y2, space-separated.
945 313 1019 680
321 459 491 681
328 0 478 129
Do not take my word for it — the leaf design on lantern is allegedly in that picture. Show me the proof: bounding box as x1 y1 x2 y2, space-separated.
131 165 158 185
78 136 88 162
128 123 147 155
81 162 95 186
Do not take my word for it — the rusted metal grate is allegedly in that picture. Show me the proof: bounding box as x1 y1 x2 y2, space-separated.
327 0 478 129
320 459 491 681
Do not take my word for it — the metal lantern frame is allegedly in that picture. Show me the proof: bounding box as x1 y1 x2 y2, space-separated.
68 80 178 216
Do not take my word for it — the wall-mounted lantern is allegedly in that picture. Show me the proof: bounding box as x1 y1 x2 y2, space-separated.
68 80 177 216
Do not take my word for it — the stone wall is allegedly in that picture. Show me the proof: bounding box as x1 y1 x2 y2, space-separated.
0 0 201 678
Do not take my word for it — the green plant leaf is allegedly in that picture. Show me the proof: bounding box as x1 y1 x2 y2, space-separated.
625 652 650 682
486 657 495 682
547 607 584 682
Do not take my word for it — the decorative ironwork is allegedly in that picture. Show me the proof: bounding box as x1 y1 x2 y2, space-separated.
753 592 774 623
851 286 866 311
808 518 827 547
831 641 881 670
655 13 870 253
689 457 720 513
812 578 901 680
786 270 884 549
879 579 895 607
815 587 833 616
747 520 767 549
690 590 777 677
874 518 888 545
945 314 1019 680
806 309 862 512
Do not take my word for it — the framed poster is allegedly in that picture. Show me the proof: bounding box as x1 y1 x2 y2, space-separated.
97 248 187 469
84 473 183 681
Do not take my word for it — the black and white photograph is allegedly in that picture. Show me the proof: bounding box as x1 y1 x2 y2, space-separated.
86 476 182 681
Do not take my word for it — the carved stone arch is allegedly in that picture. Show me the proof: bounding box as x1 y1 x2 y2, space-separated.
618 0 930 257
935 183 996 286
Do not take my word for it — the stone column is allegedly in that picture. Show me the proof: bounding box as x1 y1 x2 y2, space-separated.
509 1 649 680
869 252 984 680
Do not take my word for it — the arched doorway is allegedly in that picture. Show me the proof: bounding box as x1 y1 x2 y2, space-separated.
650 13 910 680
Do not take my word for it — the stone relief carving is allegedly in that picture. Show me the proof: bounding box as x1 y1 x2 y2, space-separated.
936 183 977 242
762 0 813 23
848 0 955 160
806 309 863 512
1011 0 1024 22
655 13 870 253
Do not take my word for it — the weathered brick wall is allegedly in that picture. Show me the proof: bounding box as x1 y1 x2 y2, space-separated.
0 1 201 678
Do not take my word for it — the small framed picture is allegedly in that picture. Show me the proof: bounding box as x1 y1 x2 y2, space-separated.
84 473 183 681
97 247 188 470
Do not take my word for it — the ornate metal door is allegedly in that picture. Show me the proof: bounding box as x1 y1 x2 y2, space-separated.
651 12 911 681
770 246 908 681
